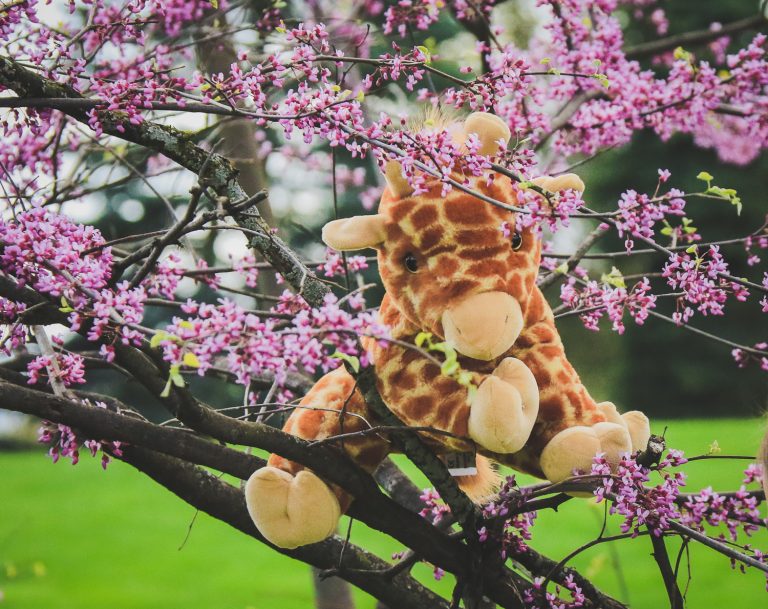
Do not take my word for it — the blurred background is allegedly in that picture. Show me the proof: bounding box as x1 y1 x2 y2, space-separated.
2 0 767 608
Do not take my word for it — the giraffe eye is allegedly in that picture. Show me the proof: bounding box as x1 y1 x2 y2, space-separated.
511 231 523 251
403 253 419 273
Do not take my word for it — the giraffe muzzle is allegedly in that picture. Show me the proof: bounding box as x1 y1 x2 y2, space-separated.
441 292 524 361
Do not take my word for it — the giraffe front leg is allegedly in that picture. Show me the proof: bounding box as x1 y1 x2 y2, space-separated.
468 357 539 453
539 422 632 484
245 368 387 549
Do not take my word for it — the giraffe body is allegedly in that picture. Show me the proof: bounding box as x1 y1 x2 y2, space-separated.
245 113 650 549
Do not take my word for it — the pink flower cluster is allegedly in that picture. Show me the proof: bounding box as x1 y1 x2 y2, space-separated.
614 187 686 251
478 475 537 558
731 342 768 373
515 183 585 234
662 245 748 323
591 449 766 548
383 0 442 37
419 487 451 525
37 402 123 469
524 574 585 609
161 291 388 392
0 206 113 303
592 449 688 537
0 297 27 355
318 248 369 278
27 353 86 387
560 277 657 334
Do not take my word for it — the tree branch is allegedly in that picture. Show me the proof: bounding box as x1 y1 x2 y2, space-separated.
625 14 766 60
0 55 330 308
119 446 451 609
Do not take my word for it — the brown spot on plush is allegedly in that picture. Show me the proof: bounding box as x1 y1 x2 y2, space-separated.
456 228 500 245
400 347 422 367
434 376 460 395
527 360 551 387
419 227 443 251
390 199 417 222
434 255 460 276
442 279 480 301
410 395 433 420
411 205 439 229
508 273 523 295
445 197 490 224
533 324 555 343
462 246 507 261
467 259 507 277
422 364 441 384
391 367 417 390
539 345 561 359
539 397 564 422
422 243 456 258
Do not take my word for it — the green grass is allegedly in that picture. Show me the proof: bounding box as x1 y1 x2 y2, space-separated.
1 418 766 608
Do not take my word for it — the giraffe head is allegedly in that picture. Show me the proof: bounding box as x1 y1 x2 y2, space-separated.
323 112 584 361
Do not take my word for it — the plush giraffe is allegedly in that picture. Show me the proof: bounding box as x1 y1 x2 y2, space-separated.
245 112 651 549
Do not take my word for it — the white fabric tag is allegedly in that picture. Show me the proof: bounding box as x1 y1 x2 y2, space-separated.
441 452 477 476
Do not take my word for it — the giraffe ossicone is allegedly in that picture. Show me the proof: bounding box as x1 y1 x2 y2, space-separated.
245 111 651 549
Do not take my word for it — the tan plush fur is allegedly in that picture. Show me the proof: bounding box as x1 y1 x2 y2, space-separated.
245 112 651 548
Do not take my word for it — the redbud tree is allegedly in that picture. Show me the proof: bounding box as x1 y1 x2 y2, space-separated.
1 1 767 608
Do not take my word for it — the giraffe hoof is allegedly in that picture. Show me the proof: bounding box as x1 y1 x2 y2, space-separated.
468 357 539 453
598 402 651 452
245 467 340 549
540 422 632 488
622 411 651 452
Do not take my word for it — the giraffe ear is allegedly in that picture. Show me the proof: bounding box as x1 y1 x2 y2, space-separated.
464 112 511 155
322 214 387 251
531 173 585 193
383 160 415 198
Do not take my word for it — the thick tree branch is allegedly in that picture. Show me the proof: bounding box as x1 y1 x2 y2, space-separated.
119 446 451 609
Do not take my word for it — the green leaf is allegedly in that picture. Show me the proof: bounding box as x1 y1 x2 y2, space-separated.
555 263 569 275
160 377 173 398
660 226 673 236
183 352 201 368
415 46 432 65
59 296 73 313
673 47 691 62
330 351 360 373
686 245 698 254
415 332 432 348
441 360 459 376
696 171 713 183
209 0 218 8
150 332 168 348
456 370 474 388
168 364 184 388
601 266 626 289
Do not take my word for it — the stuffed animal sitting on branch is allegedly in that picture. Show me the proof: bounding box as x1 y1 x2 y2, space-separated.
245 112 651 549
